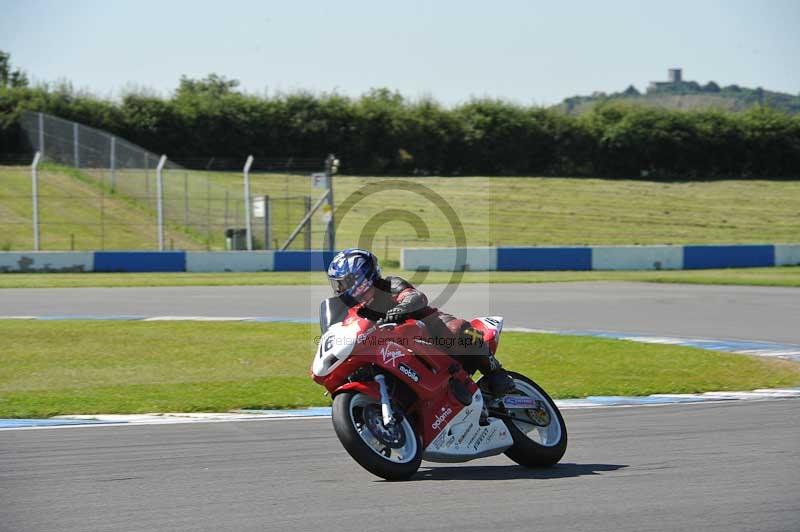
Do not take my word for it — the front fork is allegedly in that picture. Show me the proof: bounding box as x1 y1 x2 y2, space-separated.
374 374 395 426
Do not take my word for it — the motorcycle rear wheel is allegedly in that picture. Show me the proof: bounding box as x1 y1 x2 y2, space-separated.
482 371 568 467
331 391 423 481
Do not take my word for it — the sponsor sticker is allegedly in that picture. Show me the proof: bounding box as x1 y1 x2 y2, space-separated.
398 363 419 383
380 342 405 367
431 406 454 431
473 426 497 450
503 395 540 409
468 427 486 448
456 423 474 447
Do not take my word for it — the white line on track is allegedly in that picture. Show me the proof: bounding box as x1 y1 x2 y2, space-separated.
2 390 798 431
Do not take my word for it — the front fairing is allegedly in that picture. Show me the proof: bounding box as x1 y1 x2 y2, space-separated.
311 319 364 377
312 302 376 378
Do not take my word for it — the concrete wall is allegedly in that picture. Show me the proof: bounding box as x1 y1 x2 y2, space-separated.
186 252 275 273
2 244 798 272
775 244 800 266
592 246 683 270
401 247 497 271
94 251 186 272
403 244 797 272
682 245 774 270
497 247 592 271
0 252 94 272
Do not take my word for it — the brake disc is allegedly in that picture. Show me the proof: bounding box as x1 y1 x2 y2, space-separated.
363 404 407 449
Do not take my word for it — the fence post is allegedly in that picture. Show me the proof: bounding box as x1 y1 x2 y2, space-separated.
324 154 338 252
205 179 211 249
183 172 189 227
304 195 312 250
144 153 150 203
156 155 167 251
224 190 230 232
31 152 41 251
73 123 79 167
243 155 254 251
110 136 116 192
37 112 45 157
264 195 272 250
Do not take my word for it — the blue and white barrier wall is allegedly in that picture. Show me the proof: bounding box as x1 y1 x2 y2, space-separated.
0 250 336 273
402 244 800 271
0 252 94 273
0 244 798 273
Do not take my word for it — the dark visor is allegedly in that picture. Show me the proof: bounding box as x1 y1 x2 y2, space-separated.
329 275 355 295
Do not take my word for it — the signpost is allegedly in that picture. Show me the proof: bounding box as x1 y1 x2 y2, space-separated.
311 172 326 189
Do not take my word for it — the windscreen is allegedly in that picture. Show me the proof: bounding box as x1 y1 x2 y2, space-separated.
319 295 350 333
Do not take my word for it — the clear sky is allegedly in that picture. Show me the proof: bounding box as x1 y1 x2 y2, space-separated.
2 0 798 106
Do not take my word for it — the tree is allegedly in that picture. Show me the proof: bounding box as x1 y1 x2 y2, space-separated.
622 85 640 96
0 50 29 88
175 73 240 97
703 81 721 93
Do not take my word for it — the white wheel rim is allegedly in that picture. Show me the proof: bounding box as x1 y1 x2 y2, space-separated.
505 380 563 447
349 394 418 464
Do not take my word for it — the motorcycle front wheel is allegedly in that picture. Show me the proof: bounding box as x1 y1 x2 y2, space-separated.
331 391 422 481
481 371 568 467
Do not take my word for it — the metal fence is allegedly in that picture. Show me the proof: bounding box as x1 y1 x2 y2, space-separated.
2 111 330 251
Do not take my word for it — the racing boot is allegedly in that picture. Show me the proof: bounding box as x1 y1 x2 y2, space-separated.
478 356 514 426
480 355 516 396
460 325 516 396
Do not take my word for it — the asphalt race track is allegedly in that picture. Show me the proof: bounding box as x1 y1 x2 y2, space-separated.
2 281 799 532
2 401 798 532
2 282 800 343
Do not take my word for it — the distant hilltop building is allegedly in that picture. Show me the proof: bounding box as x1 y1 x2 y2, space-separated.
648 68 684 92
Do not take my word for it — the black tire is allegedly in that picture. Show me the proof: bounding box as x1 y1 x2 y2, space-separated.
481 371 568 468
331 392 423 481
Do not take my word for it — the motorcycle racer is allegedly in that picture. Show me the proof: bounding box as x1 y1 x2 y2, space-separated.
327 248 515 395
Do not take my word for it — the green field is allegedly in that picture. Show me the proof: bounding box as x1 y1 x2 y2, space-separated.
2 266 800 289
1 320 798 418
2 164 799 260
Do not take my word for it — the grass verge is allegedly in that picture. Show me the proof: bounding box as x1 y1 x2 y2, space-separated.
1 320 798 418
1 267 800 289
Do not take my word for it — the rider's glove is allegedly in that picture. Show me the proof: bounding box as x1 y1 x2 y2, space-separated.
383 305 408 324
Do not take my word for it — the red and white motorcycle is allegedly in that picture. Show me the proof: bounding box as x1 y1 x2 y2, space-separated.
311 297 567 480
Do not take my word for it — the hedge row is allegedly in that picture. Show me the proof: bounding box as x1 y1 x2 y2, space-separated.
1 81 799 177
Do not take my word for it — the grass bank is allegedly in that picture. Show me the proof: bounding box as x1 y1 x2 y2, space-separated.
0 165 200 251
1 320 798 418
1 267 799 289
3 165 800 260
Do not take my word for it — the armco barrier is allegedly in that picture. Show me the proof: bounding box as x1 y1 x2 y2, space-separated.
94 251 186 272
186 251 274 272
0 252 93 272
